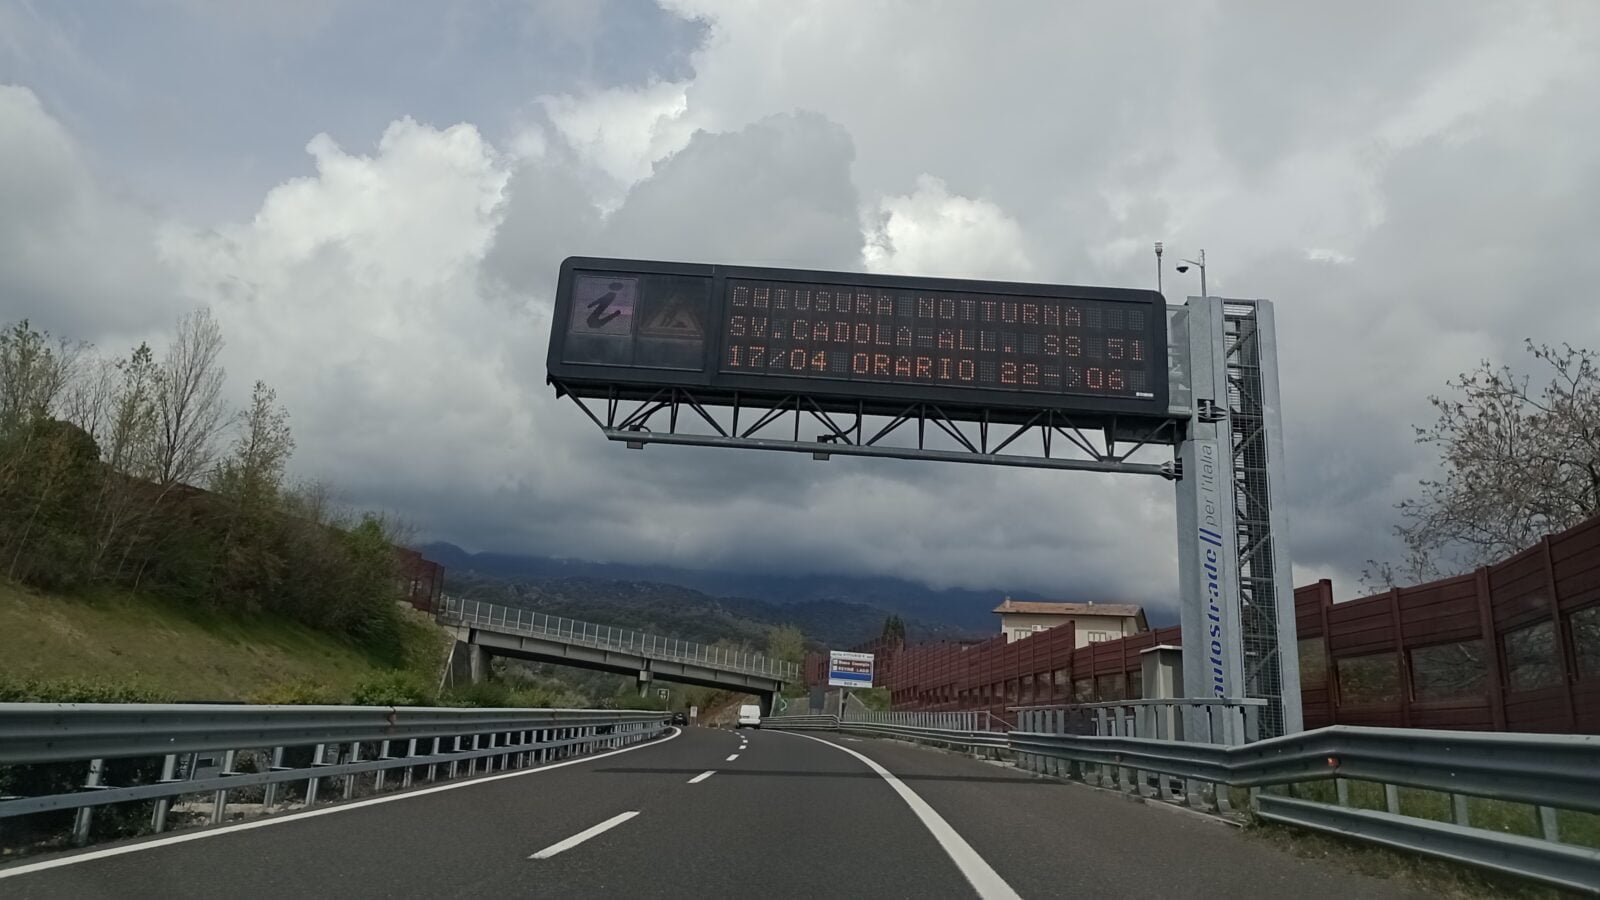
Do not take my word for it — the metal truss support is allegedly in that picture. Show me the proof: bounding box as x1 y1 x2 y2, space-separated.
1224 301 1302 737
1174 296 1300 740
551 382 1181 477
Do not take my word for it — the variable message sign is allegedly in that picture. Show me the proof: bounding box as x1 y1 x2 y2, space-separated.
548 257 1169 419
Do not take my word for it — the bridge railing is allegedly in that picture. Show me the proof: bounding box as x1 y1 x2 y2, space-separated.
437 596 800 682
0 703 670 851
766 711 1600 892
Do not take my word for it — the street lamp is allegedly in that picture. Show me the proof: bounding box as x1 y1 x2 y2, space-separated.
1174 248 1207 297
1153 241 1164 295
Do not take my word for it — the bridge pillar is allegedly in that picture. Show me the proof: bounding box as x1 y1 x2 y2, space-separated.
445 640 493 688
636 665 652 698
468 643 491 684
759 691 778 717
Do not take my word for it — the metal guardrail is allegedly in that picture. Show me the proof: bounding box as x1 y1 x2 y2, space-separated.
844 710 1007 732
1012 698 1267 746
768 708 1600 893
438 596 800 682
0 703 670 849
770 713 1009 752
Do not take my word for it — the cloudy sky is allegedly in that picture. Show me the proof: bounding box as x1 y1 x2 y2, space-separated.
4 0 1599 616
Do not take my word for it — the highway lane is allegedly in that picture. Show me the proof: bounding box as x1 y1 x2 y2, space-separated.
0 724 1425 899
0 726 969 899
0 727 723 899
555 725 969 898
761 730 1423 899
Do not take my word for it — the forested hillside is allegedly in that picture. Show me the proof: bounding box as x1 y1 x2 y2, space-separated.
0 316 421 664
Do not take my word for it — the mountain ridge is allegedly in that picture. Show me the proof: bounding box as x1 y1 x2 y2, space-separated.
421 541 1047 633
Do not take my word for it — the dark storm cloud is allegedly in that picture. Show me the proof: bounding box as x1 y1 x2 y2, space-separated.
4 1 1600 615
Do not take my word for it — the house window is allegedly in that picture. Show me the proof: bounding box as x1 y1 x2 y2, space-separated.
1086 631 1110 643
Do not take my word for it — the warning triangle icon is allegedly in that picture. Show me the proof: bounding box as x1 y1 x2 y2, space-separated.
641 295 703 339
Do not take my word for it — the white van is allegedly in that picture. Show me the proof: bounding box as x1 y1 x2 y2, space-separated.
736 704 761 729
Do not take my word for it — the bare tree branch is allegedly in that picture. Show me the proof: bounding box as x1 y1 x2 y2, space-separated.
153 308 227 487
1367 340 1600 588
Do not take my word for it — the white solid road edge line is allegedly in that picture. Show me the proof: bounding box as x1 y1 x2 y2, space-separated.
687 770 716 784
528 811 639 859
0 727 684 880
785 732 1022 900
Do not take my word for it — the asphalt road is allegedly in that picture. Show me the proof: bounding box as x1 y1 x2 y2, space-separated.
0 726 1422 899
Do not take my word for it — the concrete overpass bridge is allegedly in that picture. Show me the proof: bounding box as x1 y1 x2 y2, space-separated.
437 596 796 711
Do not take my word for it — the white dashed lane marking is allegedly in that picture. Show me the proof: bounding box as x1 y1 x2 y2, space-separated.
528 811 639 860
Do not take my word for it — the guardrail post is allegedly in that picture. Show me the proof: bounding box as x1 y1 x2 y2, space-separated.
151 753 179 832
1336 777 1350 807
449 736 461 779
1538 806 1561 841
1152 706 1172 800
428 737 441 781
306 743 325 806
262 746 286 809
1450 793 1469 826
402 739 418 787
1115 708 1138 796
375 740 392 791
70 758 105 845
1383 783 1400 815
210 749 237 824
1092 709 1111 787
468 734 481 775
343 743 360 799
1053 710 1068 778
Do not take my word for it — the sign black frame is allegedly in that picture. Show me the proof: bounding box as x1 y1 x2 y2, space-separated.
547 256 1170 423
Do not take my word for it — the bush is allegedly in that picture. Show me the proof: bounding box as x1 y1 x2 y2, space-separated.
247 679 341 705
0 674 172 703
507 686 559 708
442 681 510 708
349 670 435 707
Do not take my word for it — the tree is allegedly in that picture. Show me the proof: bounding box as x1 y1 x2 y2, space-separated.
881 614 906 644
0 418 100 585
212 380 294 510
211 381 294 610
87 344 160 580
766 624 805 664
0 320 79 436
60 352 119 449
1367 341 1600 587
152 309 227 487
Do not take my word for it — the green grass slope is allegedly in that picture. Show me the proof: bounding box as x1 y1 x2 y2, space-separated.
0 580 448 702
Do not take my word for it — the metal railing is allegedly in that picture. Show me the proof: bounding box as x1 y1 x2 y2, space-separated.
772 710 1009 752
846 709 1007 733
0 703 670 850
767 706 1600 893
438 596 800 682
1012 698 1268 746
